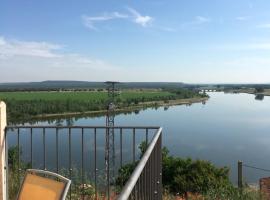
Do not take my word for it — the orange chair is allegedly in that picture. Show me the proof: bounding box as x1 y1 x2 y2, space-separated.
17 169 71 200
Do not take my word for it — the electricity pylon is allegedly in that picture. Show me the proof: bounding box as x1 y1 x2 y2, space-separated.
105 81 119 198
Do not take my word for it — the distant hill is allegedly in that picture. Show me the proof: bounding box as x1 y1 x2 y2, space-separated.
0 81 186 91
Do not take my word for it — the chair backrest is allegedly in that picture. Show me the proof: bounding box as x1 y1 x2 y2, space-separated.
17 169 71 200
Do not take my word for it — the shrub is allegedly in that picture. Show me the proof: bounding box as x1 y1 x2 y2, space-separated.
116 142 233 197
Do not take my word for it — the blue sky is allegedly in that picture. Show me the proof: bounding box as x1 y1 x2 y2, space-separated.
1 0 270 83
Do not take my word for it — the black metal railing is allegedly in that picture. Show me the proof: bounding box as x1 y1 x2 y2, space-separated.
4 125 162 200
118 128 162 200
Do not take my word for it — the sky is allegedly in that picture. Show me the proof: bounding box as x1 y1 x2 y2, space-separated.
1 0 270 83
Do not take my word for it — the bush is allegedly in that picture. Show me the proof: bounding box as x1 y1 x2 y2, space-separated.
162 148 231 196
255 87 264 93
116 142 233 197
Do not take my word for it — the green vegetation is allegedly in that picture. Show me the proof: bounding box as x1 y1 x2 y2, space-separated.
254 87 264 93
0 89 207 123
117 142 264 199
8 146 30 199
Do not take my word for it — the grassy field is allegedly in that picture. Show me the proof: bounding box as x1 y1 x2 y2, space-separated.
0 89 206 122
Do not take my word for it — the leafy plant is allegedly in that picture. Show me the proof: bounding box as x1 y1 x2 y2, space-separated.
116 142 244 199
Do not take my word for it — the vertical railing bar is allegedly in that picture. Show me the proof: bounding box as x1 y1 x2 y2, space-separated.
156 136 159 199
17 128 21 173
134 180 137 200
135 180 138 199
157 142 159 197
151 150 154 200
146 128 148 146
159 132 163 200
137 174 140 199
146 164 148 200
69 128 71 200
145 156 148 200
149 153 152 200
81 128 84 200
159 134 161 199
43 128 46 170
144 162 146 199
153 142 156 198
147 160 149 199
154 141 157 198
112 127 115 187
149 154 151 200
94 128 97 200
157 140 159 198
107 127 110 200
56 128 59 174
138 174 140 200
139 171 142 199
120 128 123 189
5 129 9 200
147 160 150 200
150 146 153 200
131 189 135 200
140 169 143 200
30 128 33 168
133 128 135 164
141 170 144 199
153 148 156 199
144 166 147 200
120 128 123 168
155 138 158 199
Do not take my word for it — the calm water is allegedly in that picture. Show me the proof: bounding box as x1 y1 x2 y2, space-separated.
7 92 270 184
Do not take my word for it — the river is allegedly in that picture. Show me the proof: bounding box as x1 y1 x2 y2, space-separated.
7 92 270 185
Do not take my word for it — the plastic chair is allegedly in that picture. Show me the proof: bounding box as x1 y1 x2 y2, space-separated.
17 169 71 200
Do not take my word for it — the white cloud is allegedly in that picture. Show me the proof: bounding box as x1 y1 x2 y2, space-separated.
0 37 62 58
82 12 128 30
223 57 270 66
195 16 211 24
180 16 211 29
82 7 154 30
257 23 270 29
156 26 176 32
0 36 121 82
247 43 270 50
0 37 6 45
216 42 270 51
127 7 153 27
236 16 250 21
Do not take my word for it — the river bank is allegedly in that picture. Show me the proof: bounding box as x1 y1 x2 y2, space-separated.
34 97 209 119
224 88 270 96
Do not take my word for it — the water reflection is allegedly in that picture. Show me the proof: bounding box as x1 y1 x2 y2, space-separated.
255 94 264 101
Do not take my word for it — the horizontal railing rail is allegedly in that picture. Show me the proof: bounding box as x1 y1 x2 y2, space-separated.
6 125 160 129
5 125 161 200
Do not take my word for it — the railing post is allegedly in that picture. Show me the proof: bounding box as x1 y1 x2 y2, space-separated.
0 102 7 200
238 160 243 189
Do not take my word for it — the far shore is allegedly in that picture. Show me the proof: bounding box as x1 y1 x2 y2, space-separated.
34 97 209 119
224 88 270 96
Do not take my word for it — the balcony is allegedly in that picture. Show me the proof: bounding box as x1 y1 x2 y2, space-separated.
0 102 162 200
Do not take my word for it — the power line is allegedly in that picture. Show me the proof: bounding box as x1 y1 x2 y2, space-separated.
243 164 270 173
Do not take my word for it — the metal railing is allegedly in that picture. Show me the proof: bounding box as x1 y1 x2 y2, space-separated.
4 125 162 200
118 127 162 200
